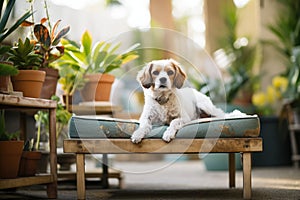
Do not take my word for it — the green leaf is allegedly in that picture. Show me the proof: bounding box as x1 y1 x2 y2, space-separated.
0 62 18 75
0 0 15 32
81 30 92 57
93 51 107 73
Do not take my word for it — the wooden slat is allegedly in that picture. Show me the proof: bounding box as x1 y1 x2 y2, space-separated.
64 138 263 154
243 153 252 199
77 154 86 200
58 170 122 180
0 94 56 109
0 175 53 189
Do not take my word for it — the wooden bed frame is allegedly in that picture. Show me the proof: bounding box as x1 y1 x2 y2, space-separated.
64 138 263 200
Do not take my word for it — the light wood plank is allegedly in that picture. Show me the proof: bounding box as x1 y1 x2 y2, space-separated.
243 153 252 199
58 170 122 180
64 138 263 154
0 175 53 189
77 154 86 200
0 94 56 108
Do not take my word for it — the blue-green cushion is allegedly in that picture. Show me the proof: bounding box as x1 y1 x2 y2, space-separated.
68 115 260 139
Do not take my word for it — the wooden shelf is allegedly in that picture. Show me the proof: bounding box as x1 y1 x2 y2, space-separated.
0 94 57 198
0 174 54 189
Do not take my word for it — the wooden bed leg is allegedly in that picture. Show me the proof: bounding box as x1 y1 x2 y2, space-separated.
77 154 86 200
229 153 236 188
102 154 109 188
243 153 252 199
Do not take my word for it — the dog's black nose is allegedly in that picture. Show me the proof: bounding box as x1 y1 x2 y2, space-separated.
160 77 167 84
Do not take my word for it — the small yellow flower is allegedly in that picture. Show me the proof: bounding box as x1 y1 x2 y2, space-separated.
272 76 288 92
252 92 267 107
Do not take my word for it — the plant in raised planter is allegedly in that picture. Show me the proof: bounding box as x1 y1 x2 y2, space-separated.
56 30 139 103
7 37 46 98
0 110 23 178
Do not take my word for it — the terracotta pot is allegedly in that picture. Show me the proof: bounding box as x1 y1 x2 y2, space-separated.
0 141 24 179
11 70 46 98
40 68 59 99
18 151 42 177
80 73 115 101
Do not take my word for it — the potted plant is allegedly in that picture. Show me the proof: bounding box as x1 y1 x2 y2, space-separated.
8 37 46 98
251 76 292 166
56 30 139 102
21 0 70 99
33 18 70 99
18 138 42 177
0 110 23 178
0 0 33 94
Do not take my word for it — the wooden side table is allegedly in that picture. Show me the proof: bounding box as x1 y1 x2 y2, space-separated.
0 94 57 198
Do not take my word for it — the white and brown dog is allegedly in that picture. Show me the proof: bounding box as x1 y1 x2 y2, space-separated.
131 59 245 143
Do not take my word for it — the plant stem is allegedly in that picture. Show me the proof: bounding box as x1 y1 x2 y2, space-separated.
35 113 42 150
28 0 35 39
44 0 52 33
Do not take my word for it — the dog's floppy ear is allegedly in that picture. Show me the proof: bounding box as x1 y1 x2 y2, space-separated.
137 63 153 89
171 59 186 88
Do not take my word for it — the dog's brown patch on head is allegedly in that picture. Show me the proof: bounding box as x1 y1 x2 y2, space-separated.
138 63 154 88
171 60 186 88
164 65 175 76
151 65 162 77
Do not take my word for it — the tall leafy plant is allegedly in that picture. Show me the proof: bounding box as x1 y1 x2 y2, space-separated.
267 0 300 105
0 0 33 71
197 4 258 103
0 0 33 44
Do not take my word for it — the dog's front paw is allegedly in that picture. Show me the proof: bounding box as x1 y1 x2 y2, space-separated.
131 129 145 144
162 129 176 143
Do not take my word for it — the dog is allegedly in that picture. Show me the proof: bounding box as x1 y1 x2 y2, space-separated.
131 59 245 143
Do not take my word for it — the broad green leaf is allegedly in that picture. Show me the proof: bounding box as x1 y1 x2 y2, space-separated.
121 54 139 65
81 30 92 57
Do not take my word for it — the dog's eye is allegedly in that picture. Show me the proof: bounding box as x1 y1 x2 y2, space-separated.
152 71 159 75
167 70 174 76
